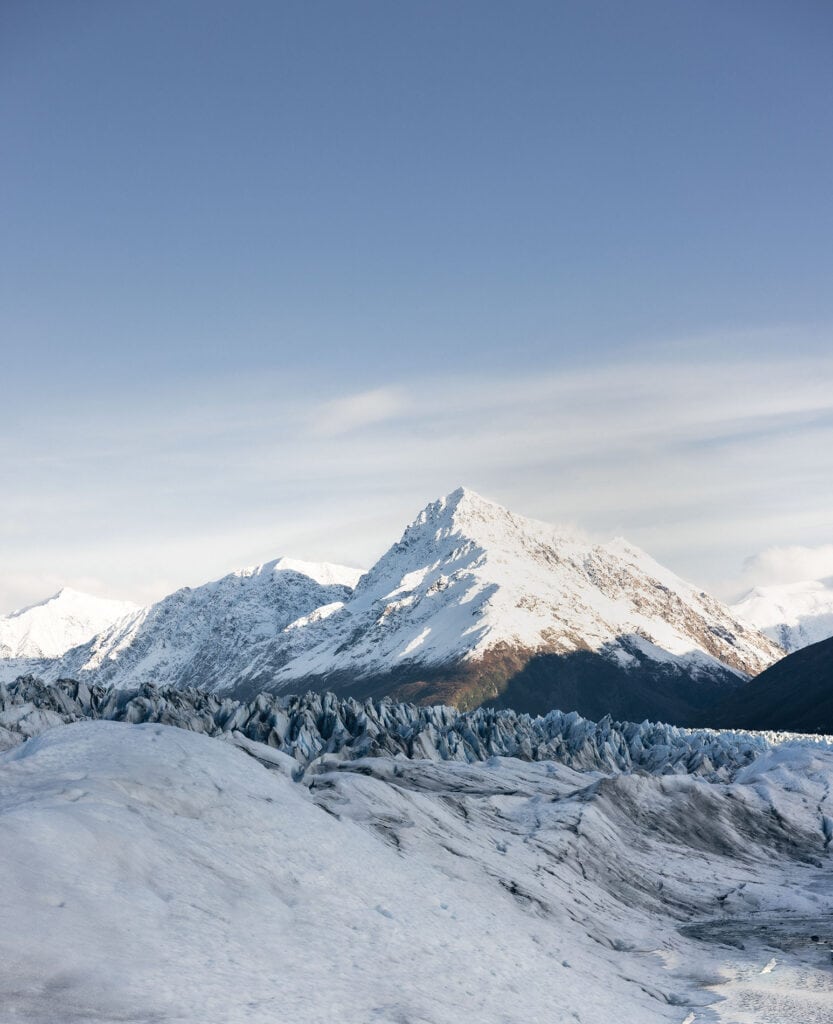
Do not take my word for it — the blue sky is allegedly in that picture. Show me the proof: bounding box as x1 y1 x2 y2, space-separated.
2 1 832 610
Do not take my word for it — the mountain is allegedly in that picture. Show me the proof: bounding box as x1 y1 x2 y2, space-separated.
732 577 833 653
235 487 781 721
4 489 782 724
708 633 833 734
0 588 138 681
39 558 362 692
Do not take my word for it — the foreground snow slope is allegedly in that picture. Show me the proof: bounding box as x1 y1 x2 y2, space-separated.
0 588 138 669
732 577 833 653
1 708 832 1023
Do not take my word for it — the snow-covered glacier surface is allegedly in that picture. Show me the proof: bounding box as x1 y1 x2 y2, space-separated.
1 682 833 1023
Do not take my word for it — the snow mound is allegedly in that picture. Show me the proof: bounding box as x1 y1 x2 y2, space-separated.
2 715 832 1023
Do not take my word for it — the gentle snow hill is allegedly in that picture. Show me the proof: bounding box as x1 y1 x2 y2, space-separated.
0 588 139 683
732 577 833 653
36 558 362 692
1 718 832 1023
238 487 781 719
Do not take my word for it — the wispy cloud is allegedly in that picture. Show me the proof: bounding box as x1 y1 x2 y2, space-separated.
741 545 833 589
2 330 831 611
311 387 408 436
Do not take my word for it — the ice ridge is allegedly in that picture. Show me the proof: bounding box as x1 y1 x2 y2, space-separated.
3 675 828 778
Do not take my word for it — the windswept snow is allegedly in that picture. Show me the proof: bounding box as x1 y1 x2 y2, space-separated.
1 714 831 1024
732 577 833 653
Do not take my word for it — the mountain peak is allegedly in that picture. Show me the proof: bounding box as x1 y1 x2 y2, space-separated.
0 588 140 661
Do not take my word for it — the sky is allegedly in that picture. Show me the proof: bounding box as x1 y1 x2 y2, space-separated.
1 1 832 612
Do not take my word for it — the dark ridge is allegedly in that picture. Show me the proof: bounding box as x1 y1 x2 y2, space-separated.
237 641 746 727
706 635 833 734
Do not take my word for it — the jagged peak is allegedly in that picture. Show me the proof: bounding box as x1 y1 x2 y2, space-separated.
402 487 584 553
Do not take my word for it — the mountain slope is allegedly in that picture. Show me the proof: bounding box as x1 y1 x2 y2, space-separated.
47 558 362 692
0 588 138 661
237 488 781 718
732 577 833 653
708 634 833 734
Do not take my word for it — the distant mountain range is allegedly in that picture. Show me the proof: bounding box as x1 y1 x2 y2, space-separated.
731 577 833 653
0 588 138 665
2 488 800 727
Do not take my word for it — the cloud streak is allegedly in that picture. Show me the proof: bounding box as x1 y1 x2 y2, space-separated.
2 333 831 611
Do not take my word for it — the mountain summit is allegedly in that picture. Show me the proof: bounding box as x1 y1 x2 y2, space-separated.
0 588 138 662
731 577 833 653
234 488 781 719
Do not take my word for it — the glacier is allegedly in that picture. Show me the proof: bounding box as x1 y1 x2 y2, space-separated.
0 686 832 1023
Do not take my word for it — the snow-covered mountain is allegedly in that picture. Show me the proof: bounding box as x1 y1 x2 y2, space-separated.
0 589 139 684
732 577 833 653
235 487 781 718
1 489 783 723
33 558 362 691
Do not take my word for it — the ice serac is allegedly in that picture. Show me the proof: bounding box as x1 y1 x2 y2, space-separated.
732 577 833 653
49 558 362 692
0 588 140 682
239 488 781 721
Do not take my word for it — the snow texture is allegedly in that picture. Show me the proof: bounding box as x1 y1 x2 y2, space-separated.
1 709 832 1023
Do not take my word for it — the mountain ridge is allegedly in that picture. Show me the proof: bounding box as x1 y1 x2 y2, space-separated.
0 488 784 724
